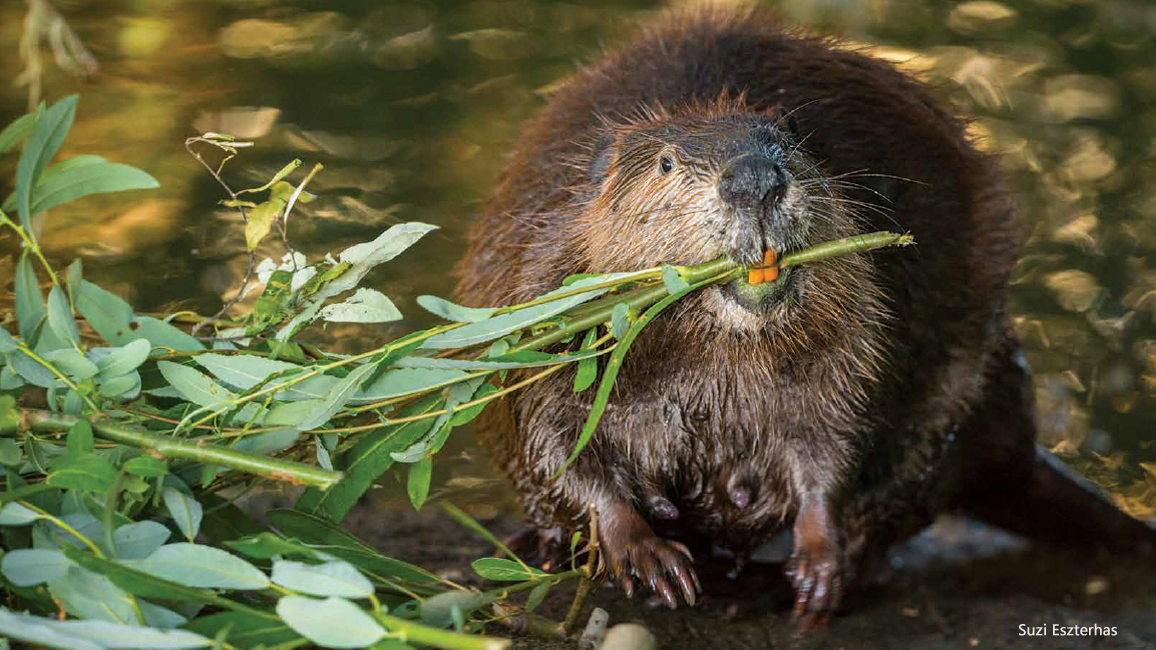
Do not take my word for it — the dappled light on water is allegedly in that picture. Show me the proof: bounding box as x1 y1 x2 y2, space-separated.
0 0 1154 518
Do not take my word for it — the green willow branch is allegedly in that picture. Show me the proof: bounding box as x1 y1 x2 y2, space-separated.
7 231 909 485
196 231 912 435
372 610 513 650
180 322 468 433
779 231 914 267
343 262 741 416
507 230 912 355
326 232 913 450
12 409 343 489
334 333 616 433
480 568 585 601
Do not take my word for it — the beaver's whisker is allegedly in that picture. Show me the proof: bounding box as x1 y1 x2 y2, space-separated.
808 198 904 232
807 196 892 215
802 168 872 182
772 98 824 130
817 170 926 187
805 207 842 225
792 157 833 185
785 128 819 163
801 179 893 205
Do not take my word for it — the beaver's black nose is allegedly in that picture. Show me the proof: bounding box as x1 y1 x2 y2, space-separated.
718 154 787 215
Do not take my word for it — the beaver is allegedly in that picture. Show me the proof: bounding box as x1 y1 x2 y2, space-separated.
454 7 1156 625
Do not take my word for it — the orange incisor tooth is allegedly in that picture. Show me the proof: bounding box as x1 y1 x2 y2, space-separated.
763 248 779 282
748 249 780 285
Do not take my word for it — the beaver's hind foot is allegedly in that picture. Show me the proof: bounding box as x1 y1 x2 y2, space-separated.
787 492 844 630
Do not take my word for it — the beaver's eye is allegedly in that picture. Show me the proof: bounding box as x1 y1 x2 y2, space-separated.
659 155 675 175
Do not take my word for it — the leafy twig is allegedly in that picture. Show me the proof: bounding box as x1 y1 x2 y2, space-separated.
184 135 258 335
16 409 343 489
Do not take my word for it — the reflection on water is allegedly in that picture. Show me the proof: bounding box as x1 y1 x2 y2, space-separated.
1 0 1154 517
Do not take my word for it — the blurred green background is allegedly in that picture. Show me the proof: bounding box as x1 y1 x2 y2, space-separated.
1 0 1153 518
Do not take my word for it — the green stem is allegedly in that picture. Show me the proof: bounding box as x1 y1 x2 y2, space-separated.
0 482 55 503
490 268 662 315
18 409 343 489
18 500 103 556
14 343 99 411
778 231 913 268
0 207 60 288
181 325 464 432
371 611 511 650
512 256 740 355
199 231 910 433
102 468 126 559
479 569 584 601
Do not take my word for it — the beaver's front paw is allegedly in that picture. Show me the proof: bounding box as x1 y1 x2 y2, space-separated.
786 492 844 630
598 504 701 608
609 535 700 608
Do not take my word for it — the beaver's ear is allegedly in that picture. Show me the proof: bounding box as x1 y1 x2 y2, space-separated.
785 114 800 140
770 105 801 142
589 134 616 185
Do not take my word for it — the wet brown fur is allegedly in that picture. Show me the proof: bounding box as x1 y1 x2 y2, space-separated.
454 7 1156 619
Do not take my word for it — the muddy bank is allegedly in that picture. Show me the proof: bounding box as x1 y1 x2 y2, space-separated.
343 505 1156 650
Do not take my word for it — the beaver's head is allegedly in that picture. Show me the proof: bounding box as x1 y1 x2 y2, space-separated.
575 98 877 330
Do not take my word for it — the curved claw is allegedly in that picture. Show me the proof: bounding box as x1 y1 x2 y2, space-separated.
670 563 699 605
652 577 677 609
603 522 701 607
619 570 636 599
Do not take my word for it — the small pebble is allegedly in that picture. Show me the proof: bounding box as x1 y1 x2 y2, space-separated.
599 623 657 650
1085 576 1109 595
579 607 610 650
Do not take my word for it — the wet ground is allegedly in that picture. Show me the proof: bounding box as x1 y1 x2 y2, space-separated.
343 506 1156 650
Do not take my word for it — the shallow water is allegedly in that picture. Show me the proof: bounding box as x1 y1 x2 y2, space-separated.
1 0 1154 516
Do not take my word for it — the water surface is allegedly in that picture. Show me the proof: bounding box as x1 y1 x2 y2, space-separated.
1 0 1153 516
